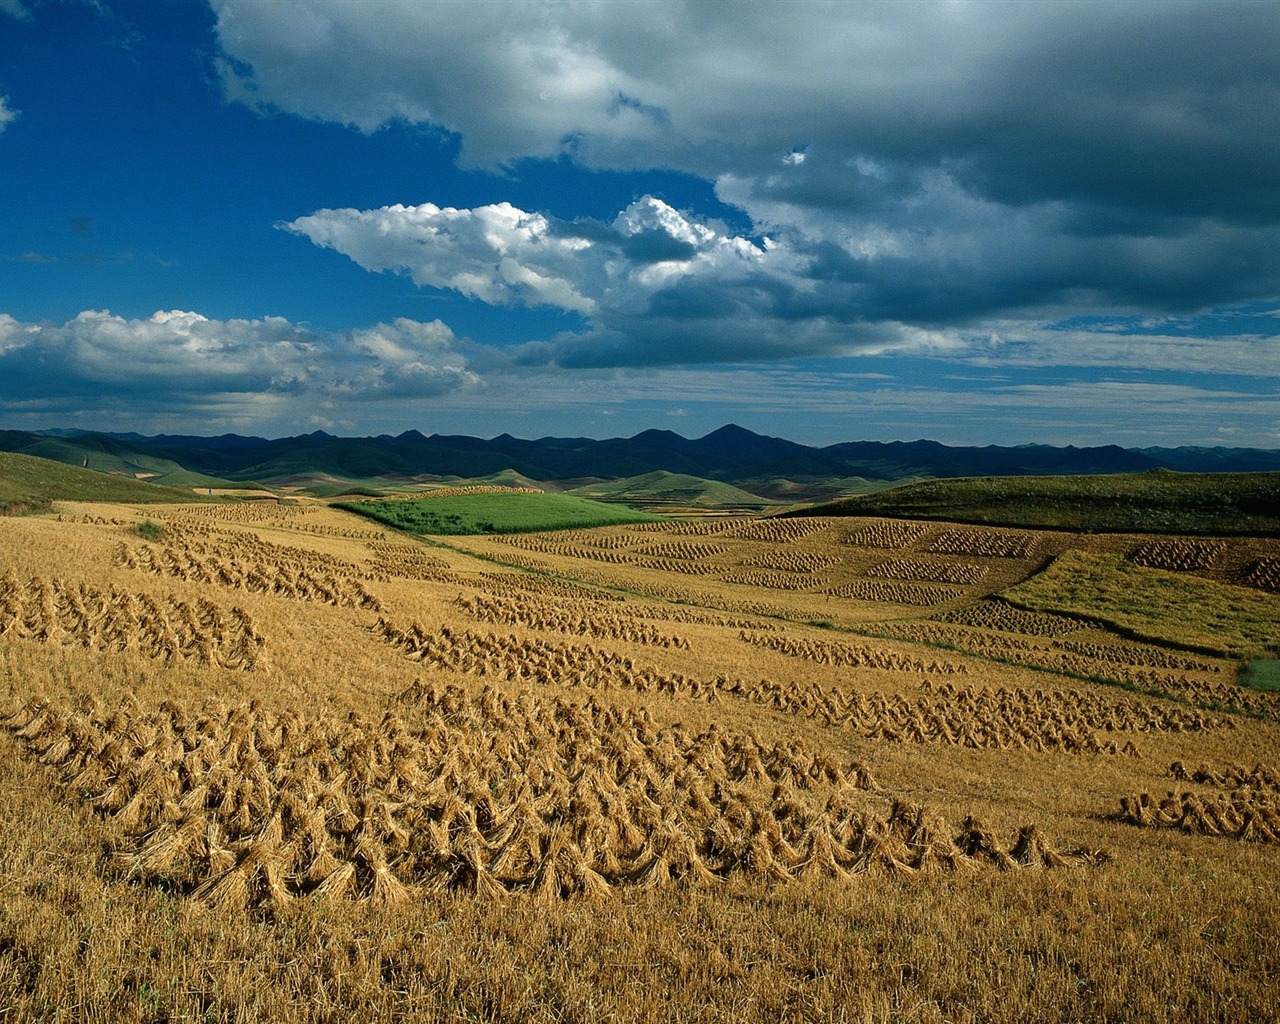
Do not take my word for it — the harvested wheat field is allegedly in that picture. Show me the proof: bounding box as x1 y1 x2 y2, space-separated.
1 499 1278 1023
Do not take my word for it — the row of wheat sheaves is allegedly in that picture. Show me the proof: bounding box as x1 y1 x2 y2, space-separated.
0 571 264 670
374 618 1227 757
1118 761 1280 843
115 538 381 610
1 683 1111 911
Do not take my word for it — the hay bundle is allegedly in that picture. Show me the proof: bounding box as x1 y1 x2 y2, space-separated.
124 814 209 881
740 819 795 883
559 839 615 899
792 823 853 880
847 822 918 875
293 805 345 887
1118 794 1155 827
445 833 505 897
489 817 543 886
527 826 573 901
1009 824 1069 868
312 860 357 902
889 800 969 872
955 816 1018 870
354 836 411 905
192 858 251 911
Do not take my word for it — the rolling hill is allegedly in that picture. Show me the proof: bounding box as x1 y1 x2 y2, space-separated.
0 451 203 512
2 425 1279 503
786 470 1280 535
567 471 777 510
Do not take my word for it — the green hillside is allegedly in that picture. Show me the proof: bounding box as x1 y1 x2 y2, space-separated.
569 471 772 510
785 470 1280 535
0 451 200 513
338 491 663 535
14 437 242 490
744 475 905 504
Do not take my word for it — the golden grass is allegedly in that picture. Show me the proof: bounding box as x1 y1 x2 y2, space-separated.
0 502 1276 1021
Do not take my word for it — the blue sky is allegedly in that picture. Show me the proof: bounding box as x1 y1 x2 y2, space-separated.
1 0 1277 446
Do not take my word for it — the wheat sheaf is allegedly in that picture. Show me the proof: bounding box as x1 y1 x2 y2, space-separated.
2 686 1104 912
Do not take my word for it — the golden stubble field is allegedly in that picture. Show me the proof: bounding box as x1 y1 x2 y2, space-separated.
0 499 1277 1023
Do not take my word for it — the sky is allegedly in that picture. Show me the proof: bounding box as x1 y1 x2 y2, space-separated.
1 0 1278 448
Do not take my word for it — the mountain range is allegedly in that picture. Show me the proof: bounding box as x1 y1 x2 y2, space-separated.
2 425 1278 505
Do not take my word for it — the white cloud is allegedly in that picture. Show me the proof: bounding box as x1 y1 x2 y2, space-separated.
284 195 831 364
962 323 1280 378
210 1 1280 211
286 202 599 314
289 195 978 367
0 310 479 428
0 0 30 21
212 0 665 166
0 96 17 133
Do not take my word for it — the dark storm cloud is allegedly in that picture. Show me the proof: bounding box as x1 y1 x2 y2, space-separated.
224 1 1278 372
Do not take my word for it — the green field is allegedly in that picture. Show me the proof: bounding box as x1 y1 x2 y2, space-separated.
786 470 1280 535
1240 659 1280 692
0 452 199 513
337 491 664 535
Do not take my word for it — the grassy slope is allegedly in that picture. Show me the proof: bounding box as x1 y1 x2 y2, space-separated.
743 474 899 504
241 468 551 500
16 438 242 490
786 470 1280 535
569 471 773 508
0 451 199 511
337 491 663 535
1005 549 1280 658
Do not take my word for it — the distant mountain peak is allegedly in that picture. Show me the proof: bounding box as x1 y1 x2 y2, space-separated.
700 423 763 441
628 427 684 442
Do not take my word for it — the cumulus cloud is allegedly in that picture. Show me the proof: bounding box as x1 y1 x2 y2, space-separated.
285 195 942 367
339 317 480 398
0 309 479 429
285 193 1280 373
0 96 16 133
285 195 783 317
286 202 600 314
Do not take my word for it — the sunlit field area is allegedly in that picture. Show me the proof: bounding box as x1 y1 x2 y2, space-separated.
1 490 1277 1022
